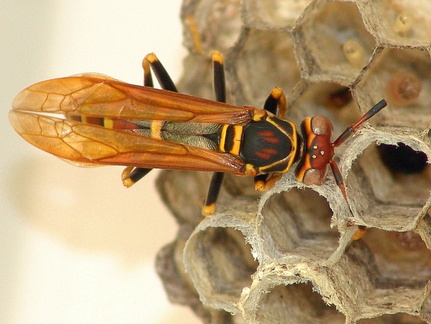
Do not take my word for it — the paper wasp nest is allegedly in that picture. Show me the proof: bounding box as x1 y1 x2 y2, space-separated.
155 0 431 323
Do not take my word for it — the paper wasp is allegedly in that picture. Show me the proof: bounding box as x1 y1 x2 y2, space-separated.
9 51 386 216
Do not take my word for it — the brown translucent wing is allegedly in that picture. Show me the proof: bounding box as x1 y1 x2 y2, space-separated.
12 74 254 124
9 74 248 174
9 110 245 173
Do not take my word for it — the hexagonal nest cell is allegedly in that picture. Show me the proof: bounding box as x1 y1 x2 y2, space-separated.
155 0 431 323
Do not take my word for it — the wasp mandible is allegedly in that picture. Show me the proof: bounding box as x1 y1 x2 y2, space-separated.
9 51 387 216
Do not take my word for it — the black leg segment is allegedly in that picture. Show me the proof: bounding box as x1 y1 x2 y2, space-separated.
142 53 178 92
202 172 225 216
211 51 226 103
203 51 227 216
122 53 181 188
122 167 153 188
263 87 287 118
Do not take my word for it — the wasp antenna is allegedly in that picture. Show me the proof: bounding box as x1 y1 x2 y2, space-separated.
332 99 387 147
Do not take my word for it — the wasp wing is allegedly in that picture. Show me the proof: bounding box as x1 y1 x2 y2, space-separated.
10 75 249 174
9 110 245 173
12 74 254 124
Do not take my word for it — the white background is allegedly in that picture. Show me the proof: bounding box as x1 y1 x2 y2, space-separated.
1 1 201 323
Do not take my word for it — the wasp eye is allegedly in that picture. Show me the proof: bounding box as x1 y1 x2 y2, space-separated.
311 116 331 135
302 168 323 186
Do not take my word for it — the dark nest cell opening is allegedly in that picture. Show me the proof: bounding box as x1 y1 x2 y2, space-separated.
377 143 428 174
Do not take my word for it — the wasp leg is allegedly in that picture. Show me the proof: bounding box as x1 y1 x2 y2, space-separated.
122 167 152 188
202 172 225 216
211 51 226 102
254 173 282 191
328 160 368 240
142 52 178 92
263 87 287 118
185 15 203 53
122 53 180 187
202 51 227 216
